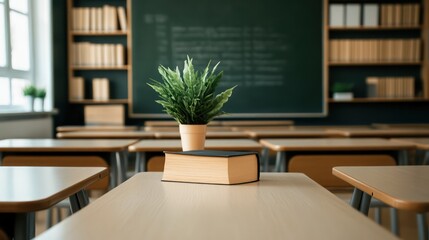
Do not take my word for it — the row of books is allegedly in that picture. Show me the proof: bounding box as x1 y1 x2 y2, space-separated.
380 4 420 27
69 77 110 101
72 43 125 67
366 77 414 98
329 39 421 63
329 3 419 27
72 6 127 32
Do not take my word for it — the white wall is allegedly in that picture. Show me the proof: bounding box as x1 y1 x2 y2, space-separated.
0 115 52 139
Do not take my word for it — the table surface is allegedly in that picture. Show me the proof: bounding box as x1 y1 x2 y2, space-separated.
154 131 249 139
0 166 108 212
333 166 429 212
0 139 138 152
56 131 155 139
245 128 344 138
390 138 429 150
35 173 397 240
328 128 429 137
128 139 262 152
259 138 416 151
56 125 138 132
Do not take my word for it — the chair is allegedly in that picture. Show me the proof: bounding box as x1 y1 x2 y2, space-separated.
288 154 399 233
2 155 109 228
147 156 165 172
84 105 124 126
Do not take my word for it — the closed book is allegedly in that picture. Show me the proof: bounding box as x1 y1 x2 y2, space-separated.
162 150 260 185
345 4 361 27
329 4 345 27
70 77 84 100
363 4 379 26
117 6 127 31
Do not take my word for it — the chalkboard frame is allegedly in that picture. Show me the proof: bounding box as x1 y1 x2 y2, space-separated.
129 0 327 118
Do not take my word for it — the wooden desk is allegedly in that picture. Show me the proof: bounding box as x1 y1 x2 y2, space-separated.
0 166 107 240
35 173 397 240
259 138 415 172
154 131 248 139
372 123 429 129
56 125 138 132
129 139 263 172
144 120 222 126
245 128 344 139
391 138 429 165
56 131 155 139
328 128 429 138
220 120 294 126
333 166 429 240
0 139 137 186
143 126 233 132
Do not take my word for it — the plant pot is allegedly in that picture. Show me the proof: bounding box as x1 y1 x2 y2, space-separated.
27 97 35 111
333 92 354 101
179 124 207 151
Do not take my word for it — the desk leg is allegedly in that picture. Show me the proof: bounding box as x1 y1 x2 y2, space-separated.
13 212 35 240
110 153 118 188
261 148 269 172
423 151 429 165
0 152 3 165
359 192 372 215
135 152 147 173
69 190 90 214
115 152 124 186
274 151 285 172
398 150 409 165
417 213 428 240
390 208 399 236
350 188 363 209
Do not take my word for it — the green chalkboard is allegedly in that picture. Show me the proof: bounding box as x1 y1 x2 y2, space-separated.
131 0 325 118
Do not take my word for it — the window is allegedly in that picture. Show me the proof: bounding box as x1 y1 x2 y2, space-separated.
0 0 32 111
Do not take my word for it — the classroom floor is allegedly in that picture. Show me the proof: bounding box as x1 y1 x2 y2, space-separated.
34 195 428 239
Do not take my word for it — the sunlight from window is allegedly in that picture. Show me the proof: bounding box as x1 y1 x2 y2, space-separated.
10 11 30 71
9 0 27 13
11 78 28 105
0 77 10 105
0 4 6 67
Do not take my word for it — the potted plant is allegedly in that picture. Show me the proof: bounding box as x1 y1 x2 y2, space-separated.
35 88 46 111
23 84 37 111
331 82 354 101
148 56 236 151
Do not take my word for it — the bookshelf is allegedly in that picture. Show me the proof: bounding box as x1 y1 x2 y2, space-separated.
325 0 429 102
66 0 132 105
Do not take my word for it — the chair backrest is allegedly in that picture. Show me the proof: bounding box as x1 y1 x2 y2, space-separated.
84 105 124 126
147 156 165 172
2 156 109 190
288 154 396 189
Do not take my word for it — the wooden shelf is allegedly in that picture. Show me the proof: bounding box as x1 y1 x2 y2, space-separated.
72 66 130 71
329 98 429 103
329 26 421 31
69 99 129 104
72 31 129 36
329 61 422 66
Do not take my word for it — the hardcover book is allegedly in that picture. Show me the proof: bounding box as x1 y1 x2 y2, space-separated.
162 150 260 185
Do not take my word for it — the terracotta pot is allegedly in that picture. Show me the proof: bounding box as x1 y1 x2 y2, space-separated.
179 124 207 151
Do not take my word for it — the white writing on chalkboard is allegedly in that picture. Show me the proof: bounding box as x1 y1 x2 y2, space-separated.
145 14 289 88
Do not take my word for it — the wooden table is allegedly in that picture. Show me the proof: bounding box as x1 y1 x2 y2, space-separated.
259 138 415 172
220 120 294 126
0 139 137 186
35 173 397 240
333 166 429 240
0 166 108 240
391 138 429 165
56 125 138 132
56 131 155 139
154 131 249 139
129 139 263 172
328 128 429 138
245 128 344 139
372 123 429 129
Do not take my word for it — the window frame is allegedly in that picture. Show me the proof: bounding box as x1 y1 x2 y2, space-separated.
0 0 34 111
